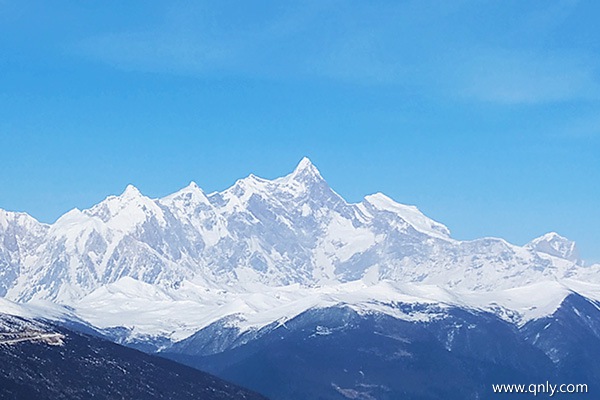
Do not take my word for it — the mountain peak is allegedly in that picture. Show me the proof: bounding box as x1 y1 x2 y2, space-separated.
363 193 451 239
161 180 209 207
83 183 167 228
527 232 580 264
538 232 566 241
297 156 315 169
121 184 142 199
295 156 318 172
180 181 205 195
288 157 323 183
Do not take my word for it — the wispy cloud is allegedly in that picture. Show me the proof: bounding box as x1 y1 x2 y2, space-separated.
74 1 334 78
556 113 600 139
78 31 233 75
73 1 600 105
455 49 600 104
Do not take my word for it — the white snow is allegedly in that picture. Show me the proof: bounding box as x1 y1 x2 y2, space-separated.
65 276 600 342
1 157 599 344
363 193 451 239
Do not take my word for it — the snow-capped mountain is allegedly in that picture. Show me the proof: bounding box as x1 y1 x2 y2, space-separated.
1 157 599 399
0 157 599 341
526 231 581 264
0 210 49 297
1 158 597 304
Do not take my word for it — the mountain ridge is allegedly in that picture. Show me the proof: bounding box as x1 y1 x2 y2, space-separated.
1 158 599 343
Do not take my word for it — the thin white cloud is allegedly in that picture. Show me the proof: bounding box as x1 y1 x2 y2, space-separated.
74 1 334 78
457 49 600 104
72 1 600 105
78 31 233 75
557 113 600 139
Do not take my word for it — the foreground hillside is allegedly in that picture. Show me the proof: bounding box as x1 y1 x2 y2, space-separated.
0 312 267 400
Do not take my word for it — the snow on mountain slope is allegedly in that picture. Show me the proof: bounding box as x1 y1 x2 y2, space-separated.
0 210 48 297
85 184 167 231
0 157 599 343
66 275 600 343
361 193 450 239
74 279 452 341
526 232 581 264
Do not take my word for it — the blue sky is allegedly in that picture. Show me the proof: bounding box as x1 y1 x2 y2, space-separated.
1 1 599 261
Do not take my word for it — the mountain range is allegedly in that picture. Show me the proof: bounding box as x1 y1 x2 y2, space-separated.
1 158 599 399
